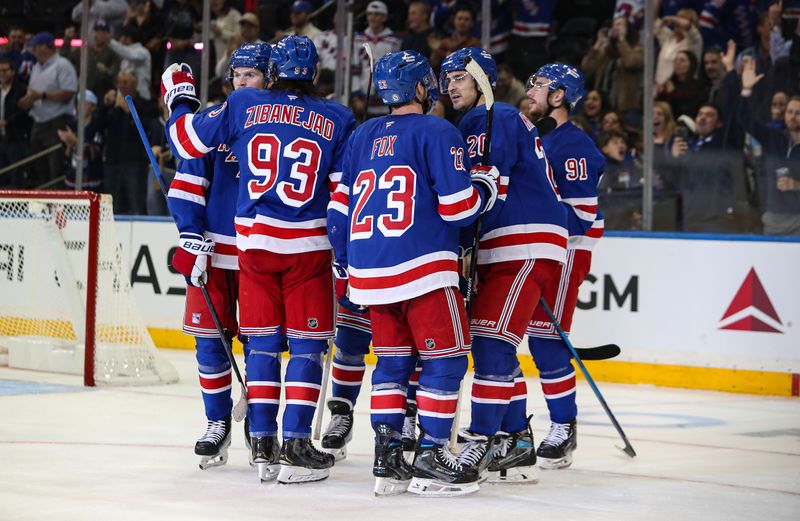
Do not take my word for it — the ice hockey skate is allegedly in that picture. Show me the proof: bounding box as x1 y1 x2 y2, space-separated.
401 403 418 451
457 429 495 482
537 420 577 469
373 424 413 496
249 435 280 482
277 438 335 484
407 441 480 497
195 417 231 470
487 420 539 483
321 399 353 461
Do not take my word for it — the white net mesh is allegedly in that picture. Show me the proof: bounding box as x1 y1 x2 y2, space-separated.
0 192 178 385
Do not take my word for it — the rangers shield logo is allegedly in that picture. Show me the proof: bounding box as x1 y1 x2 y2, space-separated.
192 312 201 325
308 317 318 329
425 338 435 350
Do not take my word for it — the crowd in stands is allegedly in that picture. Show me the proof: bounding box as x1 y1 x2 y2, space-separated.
0 0 798 234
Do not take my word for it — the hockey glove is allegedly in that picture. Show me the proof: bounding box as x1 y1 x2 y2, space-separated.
161 63 201 116
333 261 367 314
172 233 214 287
470 165 500 213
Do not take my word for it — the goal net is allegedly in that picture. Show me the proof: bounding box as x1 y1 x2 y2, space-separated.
0 190 178 386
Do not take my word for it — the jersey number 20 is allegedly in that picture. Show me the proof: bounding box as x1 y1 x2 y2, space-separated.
351 166 417 240
246 133 322 207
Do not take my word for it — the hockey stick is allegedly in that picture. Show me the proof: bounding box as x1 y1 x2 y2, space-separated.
126 95 248 423
361 42 374 124
449 58 495 449
313 286 337 440
538 297 636 458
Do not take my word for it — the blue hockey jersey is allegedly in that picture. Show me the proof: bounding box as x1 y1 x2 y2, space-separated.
513 0 558 38
540 121 606 252
167 87 356 255
328 114 483 306
458 102 568 266
698 0 757 50
168 147 239 270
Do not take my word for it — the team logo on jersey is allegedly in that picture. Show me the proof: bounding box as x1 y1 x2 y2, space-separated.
192 313 202 325
308 317 318 329
718 268 783 334
425 338 435 350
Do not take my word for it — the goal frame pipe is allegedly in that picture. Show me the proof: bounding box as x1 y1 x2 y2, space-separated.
0 190 101 386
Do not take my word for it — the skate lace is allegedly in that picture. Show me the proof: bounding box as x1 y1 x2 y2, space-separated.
402 415 417 439
493 433 512 458
458 439 488 467
325 414 352 438
437 446 464 471
199 419 227 444
543 422 570 447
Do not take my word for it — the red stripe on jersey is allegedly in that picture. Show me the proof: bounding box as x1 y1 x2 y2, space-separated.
330 190 349 208
171 179 206 197
541 375 576 396
573 204 597 215
416 393 458 415
199 372 231 391
471 381 514 401
236 221 327 240
214 242 238 256
511 379 527 398
438 188 479 217
586 226 604 239
350 259 458 290
371 392 406 411
285 385 320 402
332 365 365 383
327 179 338 194
175 114 205 158
480 231 567 250
247 383 281 400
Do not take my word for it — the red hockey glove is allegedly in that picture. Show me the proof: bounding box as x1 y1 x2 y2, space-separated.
161 63 201 116
333 261 366 314
172 233 214 287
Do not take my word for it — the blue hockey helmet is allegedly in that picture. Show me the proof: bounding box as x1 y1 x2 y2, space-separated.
269 35 318 82
227 42 271 83
373 50 439 112
439 47 497 94
527 63 587 111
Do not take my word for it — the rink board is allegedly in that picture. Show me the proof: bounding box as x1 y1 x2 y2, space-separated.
113 218 800 396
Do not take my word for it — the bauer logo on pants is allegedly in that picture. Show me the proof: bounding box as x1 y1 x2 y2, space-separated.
308 317 318 329
718 267 784 334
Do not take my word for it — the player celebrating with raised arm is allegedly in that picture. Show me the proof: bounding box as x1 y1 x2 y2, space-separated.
440 48 568 483
168 42 271 471
327 50 498 497
524 64 605 469
161 35 356 484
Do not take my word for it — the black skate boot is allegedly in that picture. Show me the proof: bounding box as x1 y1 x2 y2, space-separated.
321 399 353 461
195 417 231 470
373 424 413 496
250 435 281 482
278 438 335 484
456 429 495 482
401 403 418 451
487 417 539 483
537 419 577 469
408 439 480 497
244 416 252 454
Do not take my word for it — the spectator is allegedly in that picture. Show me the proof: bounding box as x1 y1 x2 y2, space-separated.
63 20 121 101
508 0 557 81
769 91 789 129
57 90 103 190
495 63 527 108
698 0 757 50
17 32 77 188
0 56 31 187
284 0 321 39
214 13 263 79
581 17 644 123
429 5 481 69
164 0 200 74
702 44 735 106
580 89 606 141
653 101 678 191
109 25 152 100
71 0 129 40
666 103 744 232
2 24 36 83
655 8 703 85
598 128 643 230
658 50 707 119
352 1 401 119
211 0 242 64
401 0 437 59
739 61 800 235
313 12 340 74
101 70 156 215
124 0 165 95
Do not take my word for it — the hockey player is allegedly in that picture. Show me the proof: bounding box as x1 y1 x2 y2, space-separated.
327 50 498 497
524 63 605 469
161 35 356 484
440 48 568 483
168 42 271 471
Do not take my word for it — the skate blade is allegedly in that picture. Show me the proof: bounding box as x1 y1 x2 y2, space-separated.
322 445 347 461
256 461 280 482
537 453 573 470
374 476 411 496
487 465 539 484
277 465 330 484
198 443 229 470
407 477 480 497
